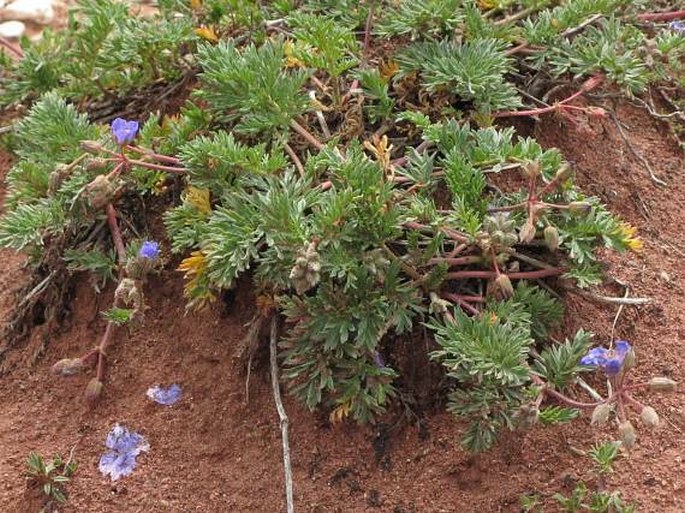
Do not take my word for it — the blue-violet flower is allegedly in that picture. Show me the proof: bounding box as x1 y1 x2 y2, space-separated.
111 118 139 146
669 21 685 34
580 340 632 376
146 384 182 406
98 424 149 481
139 240 160 260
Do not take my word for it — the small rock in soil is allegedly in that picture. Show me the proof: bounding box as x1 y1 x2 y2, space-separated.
0 19 24 38
1 0 55 24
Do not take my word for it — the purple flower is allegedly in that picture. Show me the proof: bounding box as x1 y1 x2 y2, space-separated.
146 384 182 406
138 240 160 260
669 21 685 34
98 424 149 481
580 340 632 376
111 118 139 146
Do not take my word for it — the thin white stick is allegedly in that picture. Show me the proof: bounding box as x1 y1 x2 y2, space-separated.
270 316 294 513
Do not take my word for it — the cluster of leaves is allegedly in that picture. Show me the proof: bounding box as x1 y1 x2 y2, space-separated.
0 0 196 105
0 0 679 452
25 451 77 509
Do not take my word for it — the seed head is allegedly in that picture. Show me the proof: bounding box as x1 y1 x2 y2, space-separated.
640 406 659 428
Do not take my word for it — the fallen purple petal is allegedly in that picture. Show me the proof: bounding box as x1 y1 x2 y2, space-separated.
99 424 149 481
146 384 182 406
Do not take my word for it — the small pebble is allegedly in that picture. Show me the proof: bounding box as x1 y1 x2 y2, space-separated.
1 0 55 24
0 19 24 38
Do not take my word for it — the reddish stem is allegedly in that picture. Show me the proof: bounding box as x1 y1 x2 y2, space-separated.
95 322 115 381
442 292 485 303
445 267 563 281
543 386 607 409
428 256 482 266
106 204 127 271
636 10 685 22
126 158 187 174
126 145 181 165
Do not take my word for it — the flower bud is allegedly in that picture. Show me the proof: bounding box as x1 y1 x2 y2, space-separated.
618 421 636 448
85 174 117 210
494 274 514 299
85 378 104 405
85 157 109 171
568 201 591 215
543 226 560 251
51 358 85 376
80 140 105 153
640 406 659 428
519 218 536 243
648 377 677 393
591 403 612 426
555 163 573 182
622 347 636 371
521 161 541 180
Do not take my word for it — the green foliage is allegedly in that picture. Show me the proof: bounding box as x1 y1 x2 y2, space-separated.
287 12 360 80
538 405 580 425
64 247 116 283
25 451 77 508
375 0 463 39
103 307 135 325
195 40 310 136
533 329 592 390
1 0 196 103
395 38 522 113
588 441 621 475
429 291 562 450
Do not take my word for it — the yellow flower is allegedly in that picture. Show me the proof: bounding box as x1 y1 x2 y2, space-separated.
363 134 394 175
615 222 644 253
283 40 305 69
195 26 218 43
184 186 211 215
178 250 215 309
329 401 352 423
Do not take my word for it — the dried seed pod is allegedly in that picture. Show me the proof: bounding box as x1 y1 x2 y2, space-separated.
640 406 659 428
521 160 541 180
519 218 536 244
85 378 104 406
618 421 636 448
493 274 514 299
51 358 85 376
543 226 560 251
648 377 677 393
591 403 612 426
84 174 117 209
568 201 592 215
555 163 573 182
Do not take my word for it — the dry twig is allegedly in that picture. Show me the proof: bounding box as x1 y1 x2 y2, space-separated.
270 316 294 513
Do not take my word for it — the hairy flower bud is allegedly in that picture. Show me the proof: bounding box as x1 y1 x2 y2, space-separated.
622 346 636 371
85 174 117 210
543 226 560 251
85 157 109 171
516 402 539 428
648 377 677 393
591 403 612 426
290 241 321 295
114 278 143 312
618 421 636 448
51 358 85 376
521 160 541 180
493 274 514 299
519 218 536 244
555 163 573 182
640 406 659 428
80 140 105 153
85 378 104 405
568 201 591 215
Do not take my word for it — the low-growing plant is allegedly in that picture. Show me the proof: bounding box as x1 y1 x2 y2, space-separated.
25 451 77 511
0 0 681 456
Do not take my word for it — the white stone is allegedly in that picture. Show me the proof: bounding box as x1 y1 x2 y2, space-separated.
0 19 24 38
1 0 55 25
